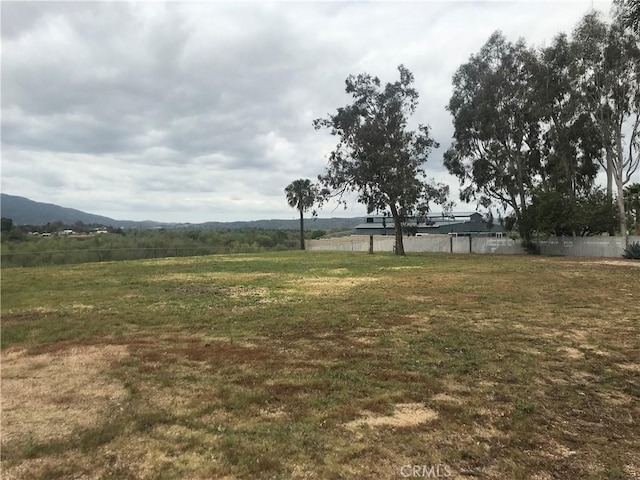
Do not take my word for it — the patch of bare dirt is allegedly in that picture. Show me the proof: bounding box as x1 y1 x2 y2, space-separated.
1 345 129 446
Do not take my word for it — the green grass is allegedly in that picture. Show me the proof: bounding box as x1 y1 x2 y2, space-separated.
1 251 639 479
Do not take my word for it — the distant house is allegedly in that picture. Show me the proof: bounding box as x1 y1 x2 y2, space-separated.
354 212 503 236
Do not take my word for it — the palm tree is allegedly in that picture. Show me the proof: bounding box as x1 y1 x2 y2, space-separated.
285 179 317 250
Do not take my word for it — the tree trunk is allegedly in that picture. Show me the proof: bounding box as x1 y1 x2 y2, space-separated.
299 209 305 250
606 148 616 236
515 154 531 242
389 204 405 256
614 130 629 243
516 191 530 242
617 182 628 244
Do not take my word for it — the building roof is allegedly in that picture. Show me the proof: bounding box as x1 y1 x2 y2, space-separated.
353 212 502 235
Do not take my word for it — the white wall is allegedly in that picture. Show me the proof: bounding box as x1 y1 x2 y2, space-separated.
307 235 640 258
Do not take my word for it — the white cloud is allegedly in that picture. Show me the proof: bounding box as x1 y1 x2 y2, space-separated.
1 0 615 223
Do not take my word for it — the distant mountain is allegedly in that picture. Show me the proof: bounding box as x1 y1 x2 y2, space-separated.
0 194 162 228
0 193 361 231
184 217 360 231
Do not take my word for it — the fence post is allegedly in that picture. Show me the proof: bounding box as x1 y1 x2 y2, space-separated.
450 235 453 253
469 235 472 254
369 235 374 254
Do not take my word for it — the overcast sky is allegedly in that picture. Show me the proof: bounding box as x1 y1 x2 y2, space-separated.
1 0 615 223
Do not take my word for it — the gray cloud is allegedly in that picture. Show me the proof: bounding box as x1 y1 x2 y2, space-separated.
1 0 616 223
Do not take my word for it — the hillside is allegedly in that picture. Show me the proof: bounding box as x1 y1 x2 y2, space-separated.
0 193 360 231
0 194 161 228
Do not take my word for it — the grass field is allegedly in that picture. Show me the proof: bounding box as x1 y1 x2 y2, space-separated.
1 251 639 479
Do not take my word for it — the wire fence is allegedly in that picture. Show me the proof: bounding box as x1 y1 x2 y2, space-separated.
0 246 237 268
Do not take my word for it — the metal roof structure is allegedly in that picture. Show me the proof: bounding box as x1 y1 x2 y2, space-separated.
353 212 503 236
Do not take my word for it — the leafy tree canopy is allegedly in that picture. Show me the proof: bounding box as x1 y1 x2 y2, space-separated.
613 0 640 36
314 65 448 255
444 32 541 239
446 16 639 241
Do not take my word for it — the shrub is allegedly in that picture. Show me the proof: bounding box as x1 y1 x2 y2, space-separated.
622 241 640 259
522 239 541 255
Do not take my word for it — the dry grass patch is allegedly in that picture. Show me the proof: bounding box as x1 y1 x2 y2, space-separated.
574 259 640 268
69 303 95 311
137 255 264 267
558 346 584 359
259 406 287 419
345 403 438 430
94 426 222 479
616 362 640 372
380 265 424 271
285 276 379 296
146 272 273 283
1 345 128 447
308 267 350 275
432 393 465 405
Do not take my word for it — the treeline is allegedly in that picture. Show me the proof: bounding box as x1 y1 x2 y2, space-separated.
306 6 639 257
0 227 327 268
445 10 640 243
0 218 124 239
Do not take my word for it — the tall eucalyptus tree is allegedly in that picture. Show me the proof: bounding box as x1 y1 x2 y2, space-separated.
572 12 640 238
444 32 541 240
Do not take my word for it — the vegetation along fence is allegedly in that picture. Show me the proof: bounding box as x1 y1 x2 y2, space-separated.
0 246 229 268
307 235 640 258
3 236 639 268
0 228 307 268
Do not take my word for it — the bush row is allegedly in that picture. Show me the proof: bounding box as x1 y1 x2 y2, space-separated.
0 228 326 268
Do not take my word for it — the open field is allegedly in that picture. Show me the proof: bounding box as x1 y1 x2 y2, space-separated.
1 251 639 479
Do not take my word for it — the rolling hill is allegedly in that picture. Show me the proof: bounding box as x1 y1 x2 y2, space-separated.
0 194 360 231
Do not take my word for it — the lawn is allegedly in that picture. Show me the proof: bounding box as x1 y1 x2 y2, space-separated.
1 251 639 479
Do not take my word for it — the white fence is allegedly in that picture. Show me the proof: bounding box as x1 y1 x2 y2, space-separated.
307 235 640 258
